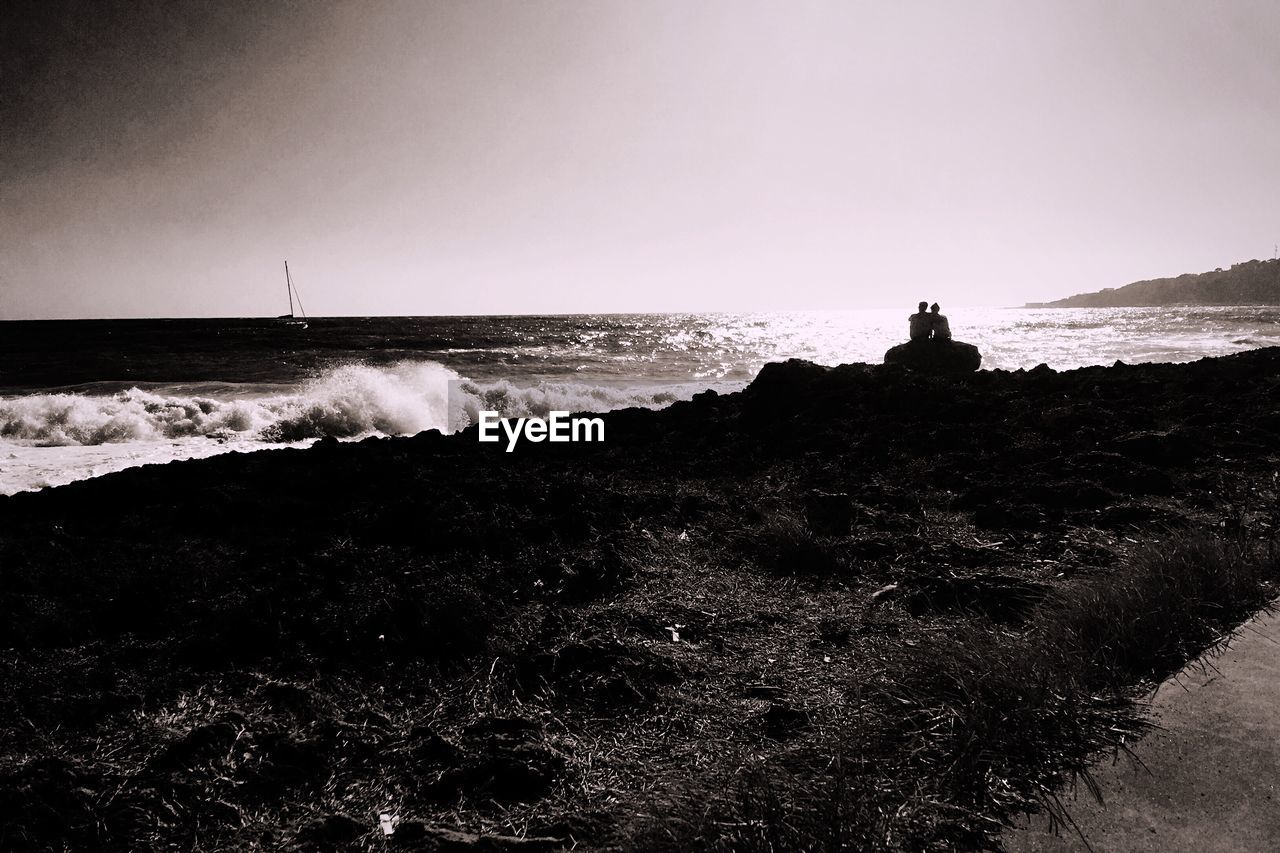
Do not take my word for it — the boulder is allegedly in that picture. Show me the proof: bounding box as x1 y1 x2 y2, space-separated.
749 358 831 392
883 339 981 373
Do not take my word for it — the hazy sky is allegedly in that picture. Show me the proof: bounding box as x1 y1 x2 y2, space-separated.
3 0 1278 318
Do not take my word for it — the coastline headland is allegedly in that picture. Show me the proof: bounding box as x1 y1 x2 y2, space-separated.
1026 257 1280 308
3 350 1279 850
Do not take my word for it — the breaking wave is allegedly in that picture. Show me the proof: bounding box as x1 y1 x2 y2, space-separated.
0 361 704 447
453 378 686 427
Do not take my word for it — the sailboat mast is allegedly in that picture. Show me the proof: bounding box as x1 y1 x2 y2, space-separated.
285 261 295 318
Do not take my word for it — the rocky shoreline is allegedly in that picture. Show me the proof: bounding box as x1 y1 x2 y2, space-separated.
3 349 1280 850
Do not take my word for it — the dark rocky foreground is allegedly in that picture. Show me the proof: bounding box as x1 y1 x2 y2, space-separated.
3 350 1280 851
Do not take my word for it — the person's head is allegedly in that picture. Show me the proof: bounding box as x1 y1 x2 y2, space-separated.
930 303 941 313
918 301 928 313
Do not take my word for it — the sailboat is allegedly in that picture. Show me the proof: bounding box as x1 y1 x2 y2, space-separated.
277 261 309 328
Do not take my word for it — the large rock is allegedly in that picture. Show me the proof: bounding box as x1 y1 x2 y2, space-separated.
883 339 981 373
749 358 831 391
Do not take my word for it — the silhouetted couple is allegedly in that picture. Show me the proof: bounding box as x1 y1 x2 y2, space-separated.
908 302 951 341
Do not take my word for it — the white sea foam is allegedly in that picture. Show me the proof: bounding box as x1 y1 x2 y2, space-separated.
0 362 452 448
453 377 713 427
0 389 278 446
266 362 459 440
0 361 710 448
0 439 302 496
0 360 718 494
4 305 1273 495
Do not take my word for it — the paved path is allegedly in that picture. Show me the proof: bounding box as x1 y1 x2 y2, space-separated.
1005 606 1280 852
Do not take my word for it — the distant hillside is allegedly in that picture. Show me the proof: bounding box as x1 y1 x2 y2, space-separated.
1027 258 1280 308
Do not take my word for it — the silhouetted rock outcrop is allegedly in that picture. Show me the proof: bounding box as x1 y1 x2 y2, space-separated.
6 347 1280 850
883 339 982 373
749 358 833 391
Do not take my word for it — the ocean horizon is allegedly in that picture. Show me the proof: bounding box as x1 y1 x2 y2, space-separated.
2 305 1277 494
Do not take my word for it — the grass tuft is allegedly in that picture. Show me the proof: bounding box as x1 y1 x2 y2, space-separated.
632 529 1280 851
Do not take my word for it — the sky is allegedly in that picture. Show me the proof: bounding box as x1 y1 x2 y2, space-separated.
2 0 1278 318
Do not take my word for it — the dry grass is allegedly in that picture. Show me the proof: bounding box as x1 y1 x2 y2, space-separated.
617 528 1280 851
3 398 1279 853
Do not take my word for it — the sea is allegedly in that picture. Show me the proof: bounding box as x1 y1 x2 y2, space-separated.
2 307 1278 495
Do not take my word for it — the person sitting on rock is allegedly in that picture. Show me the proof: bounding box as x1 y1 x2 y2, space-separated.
929 303 952 340
909 302 932 340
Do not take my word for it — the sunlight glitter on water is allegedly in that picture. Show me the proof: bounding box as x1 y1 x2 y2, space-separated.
2 306 1276 493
